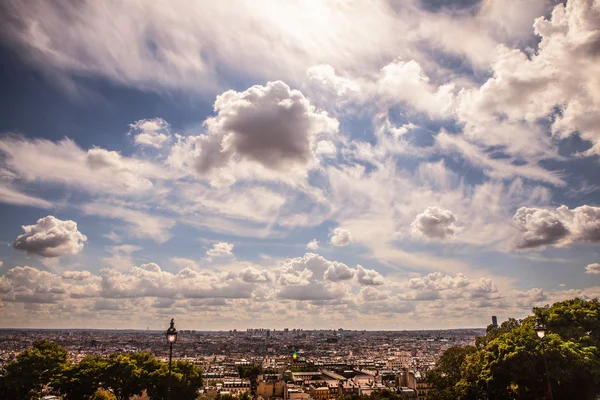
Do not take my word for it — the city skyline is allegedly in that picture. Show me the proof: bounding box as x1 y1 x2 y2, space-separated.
1 0 600 330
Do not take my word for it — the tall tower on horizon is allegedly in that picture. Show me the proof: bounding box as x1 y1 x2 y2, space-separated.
492 316 498 328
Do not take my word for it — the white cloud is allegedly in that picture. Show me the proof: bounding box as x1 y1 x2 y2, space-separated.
170 257 199 271
315 140 337 157
330 227 353 247
0 137 160 195
306 239 319 251
306 64 360 98
399 272 499 301
0 258 595 329
129 118 171 148
206 242 234 259
0 184 52 209
273 253 363 293
378 59 456 119
101 244 142 271
513 205 600 249
277 282 349 301
96 263 254 300
324 263 355 282
435 131 564 186
585 263 600 275
81 202 174 244
239 267 273 283
62 271 92 280
277 268 313 286
450 0 600 156
356 265 384 286
360 286 389 302
168 81 338 183
0 266 68 303
411 206 457 240
12 216 87 257
0 0 520 95
103 231 121 243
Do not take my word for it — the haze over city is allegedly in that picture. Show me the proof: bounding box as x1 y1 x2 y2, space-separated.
1 0 600 332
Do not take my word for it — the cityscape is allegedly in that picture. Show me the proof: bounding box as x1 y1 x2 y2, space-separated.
0 325 484 399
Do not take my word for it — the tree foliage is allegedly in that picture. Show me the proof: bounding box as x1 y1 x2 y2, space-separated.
4 342 203 400
4 339 71 400
146 359 204 400
428 298 600 400
426 345 476 399
90 388 117 400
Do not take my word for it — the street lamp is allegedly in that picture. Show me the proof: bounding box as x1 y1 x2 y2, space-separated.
166 318 178 400
534 322 553 400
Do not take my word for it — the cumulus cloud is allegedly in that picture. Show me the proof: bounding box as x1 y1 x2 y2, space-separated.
12 216 87 257
61 271 92 280
239 267 273 283
129 118 171 148
356 265 384 286
0 259 586 328
315 140 337 157
96 263 254 300
449 0 600 157
400 272 499 301
272 253 380 300
330 228 353 247
278 282 349 301
0 266 67 303
360 286 389 301
378 59 455 119
324 263 355 282
306 64 360 99
274 253 329 286
168 81 338 181
206 242 234 259
513 207 569 249
586 264 600 275
411 206 457 240
513 205 600 249
277 268 313 286
306 239 319 251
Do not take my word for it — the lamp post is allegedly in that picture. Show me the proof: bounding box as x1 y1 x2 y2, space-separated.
534 322 553 400
166 318 178 400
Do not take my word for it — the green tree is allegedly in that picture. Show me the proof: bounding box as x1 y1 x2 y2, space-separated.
145 360 203 400
426 345 476 399
101 353 145 400
4 339 70 399
90 388 117 400
56 355 108 400
443 298 600 400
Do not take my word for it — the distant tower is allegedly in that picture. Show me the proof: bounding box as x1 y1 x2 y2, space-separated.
492 316 498 327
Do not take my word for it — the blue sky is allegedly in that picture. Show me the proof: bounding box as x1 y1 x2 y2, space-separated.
0 0 599 330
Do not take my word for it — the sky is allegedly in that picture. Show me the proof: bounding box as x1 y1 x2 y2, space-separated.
0 0 599 330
